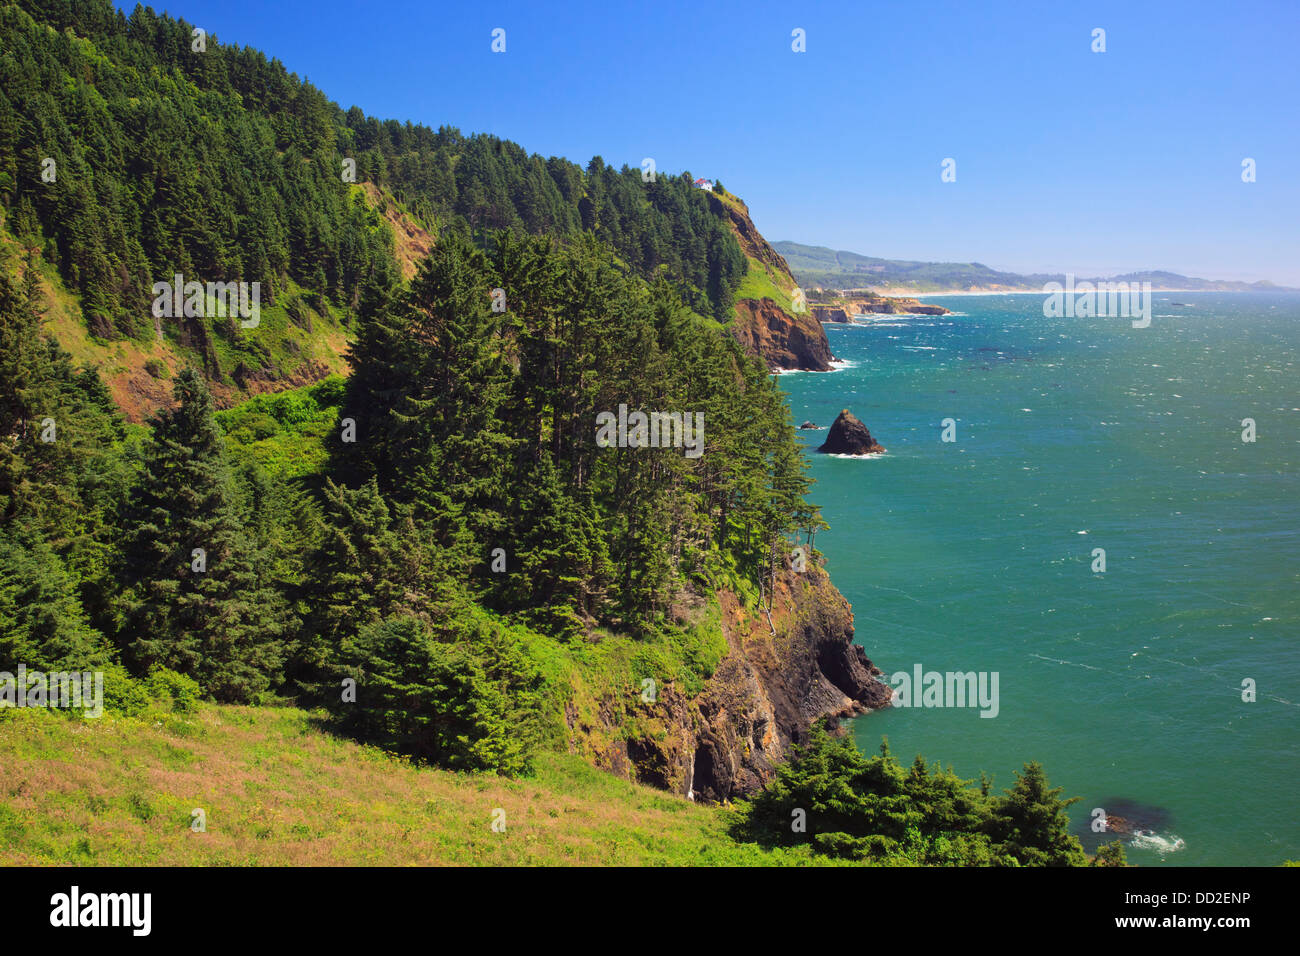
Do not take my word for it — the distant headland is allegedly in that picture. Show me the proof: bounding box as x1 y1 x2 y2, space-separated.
774 241 1297 295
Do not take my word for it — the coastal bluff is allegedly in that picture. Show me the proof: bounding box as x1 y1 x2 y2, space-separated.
812 295 951 322
565 563 893 802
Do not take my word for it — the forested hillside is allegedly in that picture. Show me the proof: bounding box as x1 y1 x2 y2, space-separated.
0 0 1115 867
1 171 822 785
0 0 746 360
0 0 823 758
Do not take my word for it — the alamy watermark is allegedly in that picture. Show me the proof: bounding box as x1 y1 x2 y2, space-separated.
595 404 704 458
0 665 103 718
888 664 999 718
151 273 260 328
50 886 150 936
1042 274 1151 328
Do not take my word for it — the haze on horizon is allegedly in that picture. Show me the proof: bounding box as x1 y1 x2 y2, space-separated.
122 0 1300 285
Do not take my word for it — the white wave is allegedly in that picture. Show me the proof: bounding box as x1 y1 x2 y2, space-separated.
774 359 857 376
1129 831 1186 855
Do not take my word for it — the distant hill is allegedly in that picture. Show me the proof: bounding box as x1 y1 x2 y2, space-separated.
773 241 1293 294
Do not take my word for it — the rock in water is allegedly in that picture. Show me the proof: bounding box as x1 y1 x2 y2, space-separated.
799 421 820 430
818 409 885 455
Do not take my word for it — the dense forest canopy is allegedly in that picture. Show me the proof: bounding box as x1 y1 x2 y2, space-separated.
0 0 745 352
0 0 820 776
0 212 815 729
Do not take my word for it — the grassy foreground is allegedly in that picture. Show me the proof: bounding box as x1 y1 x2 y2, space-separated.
0 704 830 867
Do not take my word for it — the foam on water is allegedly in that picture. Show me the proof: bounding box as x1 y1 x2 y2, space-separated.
1129 832 1187 856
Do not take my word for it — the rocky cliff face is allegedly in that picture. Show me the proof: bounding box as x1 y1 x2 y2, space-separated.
712 193 837 372
731 297 834 372
712 193 797 288
566 563 892 802
812 306 852 323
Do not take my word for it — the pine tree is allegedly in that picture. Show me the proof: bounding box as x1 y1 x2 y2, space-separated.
119 368 286 701
0 253 128 643
340 229 515 582
331 614 537 774
504 450 611 635
307 477 424 652
0 523 109 671
987 762 1089 866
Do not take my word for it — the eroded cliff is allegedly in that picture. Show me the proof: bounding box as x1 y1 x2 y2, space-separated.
811 295 951 322
566 562 891 802
731 297 835 371
712 193 837 372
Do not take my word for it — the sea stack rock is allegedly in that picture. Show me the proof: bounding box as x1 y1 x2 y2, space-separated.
818 409 885 455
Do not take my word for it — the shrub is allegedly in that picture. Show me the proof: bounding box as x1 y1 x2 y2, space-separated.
1091 841 1128 866
146 668 202 713
330 614 549 775
736 723 1089 867
99 663 150 717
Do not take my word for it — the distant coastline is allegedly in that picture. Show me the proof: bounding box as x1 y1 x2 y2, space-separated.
902 288 1300 298
777 242 1297 297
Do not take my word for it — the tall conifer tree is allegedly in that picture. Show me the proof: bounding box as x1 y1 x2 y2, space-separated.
120 368 286 701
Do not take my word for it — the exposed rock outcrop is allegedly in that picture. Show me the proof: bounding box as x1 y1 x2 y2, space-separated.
712 193 837 372
812 295 951 322
818 409 885 455
731 297 834 371
711 193 797 287
812 306 851 323
566 564 892 802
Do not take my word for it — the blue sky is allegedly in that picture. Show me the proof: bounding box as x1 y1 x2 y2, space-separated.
121 0 1300 284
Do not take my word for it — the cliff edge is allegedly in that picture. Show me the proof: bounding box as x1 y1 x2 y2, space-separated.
712 193 836 372
567 562 891 802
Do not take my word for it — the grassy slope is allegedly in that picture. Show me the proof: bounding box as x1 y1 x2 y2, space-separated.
734 253 795 313
0 177 437 423
2 222 354 422
0 705 831 866
0 378 822 866
713 191 797 314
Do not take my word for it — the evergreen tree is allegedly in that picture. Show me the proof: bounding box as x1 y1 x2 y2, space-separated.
305 477 425 656
0 524 108 671
503 450 611 636
1091 840 1129 867
331 613 542 775
0 252 128 642
118 368 287 701
339 229 515 585
987 762 1089 866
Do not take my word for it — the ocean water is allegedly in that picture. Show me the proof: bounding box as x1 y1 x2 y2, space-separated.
778 292 1300 866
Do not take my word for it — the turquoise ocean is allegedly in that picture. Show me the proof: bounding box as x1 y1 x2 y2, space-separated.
778 292 1300 866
